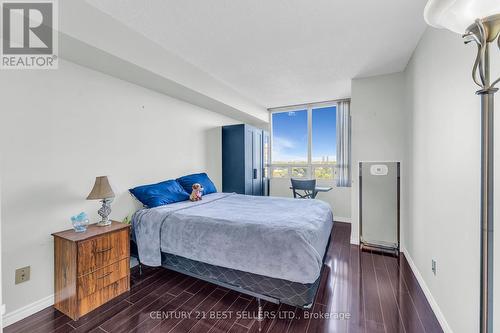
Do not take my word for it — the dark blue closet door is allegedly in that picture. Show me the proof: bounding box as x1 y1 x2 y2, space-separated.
222 124 266 196
252 129 263 196
244 126 254 195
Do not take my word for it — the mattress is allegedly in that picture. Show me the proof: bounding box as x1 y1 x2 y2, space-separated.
132 192 333 284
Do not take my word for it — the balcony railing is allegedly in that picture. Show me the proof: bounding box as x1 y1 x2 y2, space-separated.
270 163 337 180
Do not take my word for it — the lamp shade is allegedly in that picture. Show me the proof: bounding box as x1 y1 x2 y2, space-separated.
86 176 115 200
424 0 500 34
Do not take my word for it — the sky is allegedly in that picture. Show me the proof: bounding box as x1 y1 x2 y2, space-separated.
272 106 336 163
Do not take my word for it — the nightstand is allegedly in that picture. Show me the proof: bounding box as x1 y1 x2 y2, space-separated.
52 221 130 320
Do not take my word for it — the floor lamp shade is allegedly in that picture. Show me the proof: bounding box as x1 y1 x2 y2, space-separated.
424 0 500 33
86 176 115 200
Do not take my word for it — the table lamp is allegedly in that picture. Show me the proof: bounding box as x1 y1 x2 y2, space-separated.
424 1 499 332
86 176 115 227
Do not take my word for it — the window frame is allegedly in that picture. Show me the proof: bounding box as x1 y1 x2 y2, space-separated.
269 101 338 180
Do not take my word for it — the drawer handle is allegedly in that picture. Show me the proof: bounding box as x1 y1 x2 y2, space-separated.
97 272 112 279
95 247 113 253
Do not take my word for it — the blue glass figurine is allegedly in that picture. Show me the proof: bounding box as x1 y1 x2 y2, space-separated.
71 212 89 232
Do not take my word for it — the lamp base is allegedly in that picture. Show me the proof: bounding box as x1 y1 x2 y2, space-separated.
96 198 113 227
96 219 112 227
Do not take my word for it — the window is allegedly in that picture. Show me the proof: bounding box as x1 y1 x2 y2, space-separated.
270 104 337 180
271 166 288 178
271 110 308 164
312 106 336 164
291 167 308 178
314 166 334 179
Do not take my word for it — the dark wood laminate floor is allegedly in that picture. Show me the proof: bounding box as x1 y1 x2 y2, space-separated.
5 222 443 333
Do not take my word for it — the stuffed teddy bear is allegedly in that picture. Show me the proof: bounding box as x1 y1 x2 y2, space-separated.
190 183 203 201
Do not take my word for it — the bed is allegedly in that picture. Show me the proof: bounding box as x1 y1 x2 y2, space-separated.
131 192 333 309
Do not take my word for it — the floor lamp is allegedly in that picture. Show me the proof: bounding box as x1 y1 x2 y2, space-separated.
424 1 499 332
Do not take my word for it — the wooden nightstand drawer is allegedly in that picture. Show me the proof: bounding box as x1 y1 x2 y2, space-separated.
78 258 129 299
77 229 129 276
53 221 130 320
78 276 129 318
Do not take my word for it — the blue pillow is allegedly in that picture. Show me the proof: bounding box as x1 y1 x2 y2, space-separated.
129 180 189 208
176 173 217 195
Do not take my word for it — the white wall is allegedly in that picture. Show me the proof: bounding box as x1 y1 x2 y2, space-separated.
404 27 499 333
270 179 351 222
350 73 408 245
0 59 238 322
0 175 3 331
58 1 268 124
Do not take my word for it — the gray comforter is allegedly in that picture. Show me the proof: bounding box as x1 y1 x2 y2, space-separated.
132 193 333 284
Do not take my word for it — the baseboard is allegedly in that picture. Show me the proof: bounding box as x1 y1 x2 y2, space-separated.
401 248 452 333
350 236 359 245
2 294 54 328
334 216 351 223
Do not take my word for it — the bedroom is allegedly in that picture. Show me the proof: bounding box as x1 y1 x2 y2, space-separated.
0 1 499 333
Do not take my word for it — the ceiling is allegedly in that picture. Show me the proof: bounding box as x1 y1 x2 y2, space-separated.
86 0 428 108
